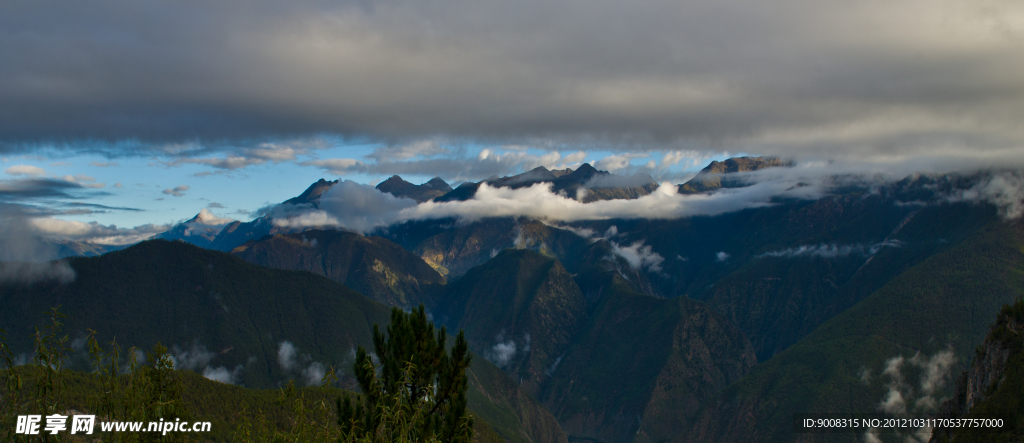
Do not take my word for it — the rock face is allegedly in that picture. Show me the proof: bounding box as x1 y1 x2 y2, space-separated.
433 249 756 443
931 299 1024 443
437 249 589 397
231 229 446 308
376 175 452 202
678 156 788 194
538 280 756 443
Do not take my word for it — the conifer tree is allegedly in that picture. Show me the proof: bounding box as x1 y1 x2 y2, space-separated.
338 305 473 443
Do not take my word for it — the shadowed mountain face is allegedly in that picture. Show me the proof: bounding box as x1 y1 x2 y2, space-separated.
0 240 566 443
429 248 755 443
232 229 446 308
539 279 756 443
389 177 1001 366
686 217 1024 443
437 249 588 396
283 178 338 207
376 175 452 202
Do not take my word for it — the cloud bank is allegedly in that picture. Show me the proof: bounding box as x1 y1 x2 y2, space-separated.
1 0 1022 173
268 173 823 234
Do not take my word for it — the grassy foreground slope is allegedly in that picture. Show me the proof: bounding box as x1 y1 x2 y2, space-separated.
0 240 565 443
687 218 1024 443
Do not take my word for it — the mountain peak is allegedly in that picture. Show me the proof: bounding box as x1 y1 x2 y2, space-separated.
379 175 411 186
284 178 339 207
190 208 234 226
575 163 597 174
377 175 452 202
424 177 451 191
679 156 789 195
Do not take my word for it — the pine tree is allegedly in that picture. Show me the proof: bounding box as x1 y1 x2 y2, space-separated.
337 305 473 443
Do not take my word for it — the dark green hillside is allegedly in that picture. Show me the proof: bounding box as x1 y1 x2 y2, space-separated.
439 249 588 397
687 220 1024 443
1 239 390 389
232 229 446 308
537 280 756 443
701 202 997 361
0 240 567 443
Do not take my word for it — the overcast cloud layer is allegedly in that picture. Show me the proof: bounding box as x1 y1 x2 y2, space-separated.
2 0 1023 167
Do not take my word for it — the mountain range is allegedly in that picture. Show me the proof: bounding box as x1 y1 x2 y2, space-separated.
4 157 1023 442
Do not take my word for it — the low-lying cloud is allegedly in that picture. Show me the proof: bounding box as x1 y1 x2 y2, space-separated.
28 218 168 246
487 331 531 368
271 180 417 234
202 365 243 384
277 341 298 371
276 340 329 386
759 240 905 259
946 172 1024 220
878 348 957 413
610 240 665 273
868 348 957 442
268 170 824 234
0 261 75 285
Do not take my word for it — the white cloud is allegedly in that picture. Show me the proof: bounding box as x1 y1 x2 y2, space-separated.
302 361 326 386
202 365 243 384
611 240 665 273
171 343 215 371
489 340 517 368
162 185 189 197
303 149 590 182
759 240 905 259
0 261 75 285
563 151 587 164
277 341 297 371
594 154 646 173
58 174 105 188
5 165 46 176
271 180 418 234
947 172 1024 219
716 251 730 262
27 218 168 245
876 349 956 415
267 168 826 234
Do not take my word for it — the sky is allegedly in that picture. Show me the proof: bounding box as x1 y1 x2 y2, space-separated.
2 0 1023 247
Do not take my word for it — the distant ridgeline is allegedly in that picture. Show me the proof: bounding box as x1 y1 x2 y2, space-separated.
7 157 1024 442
